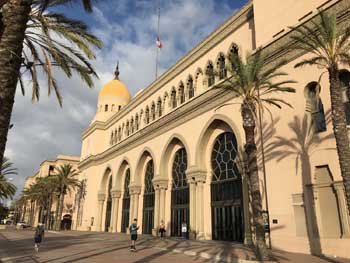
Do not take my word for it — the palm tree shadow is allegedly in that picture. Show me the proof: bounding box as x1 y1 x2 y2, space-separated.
265 110 335 257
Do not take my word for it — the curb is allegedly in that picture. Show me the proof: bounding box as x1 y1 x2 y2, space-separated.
153 246 264 263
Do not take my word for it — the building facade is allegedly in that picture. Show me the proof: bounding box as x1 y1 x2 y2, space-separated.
76 0 350 258
23 155 80 229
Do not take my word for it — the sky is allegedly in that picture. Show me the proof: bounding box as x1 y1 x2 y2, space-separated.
4 0 248 201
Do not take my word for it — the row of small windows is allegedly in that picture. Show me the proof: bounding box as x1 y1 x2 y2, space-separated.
109 44 239 146
99 104 122 112
305 70 350 133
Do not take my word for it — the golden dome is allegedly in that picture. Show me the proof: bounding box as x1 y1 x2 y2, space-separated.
98 79 131 100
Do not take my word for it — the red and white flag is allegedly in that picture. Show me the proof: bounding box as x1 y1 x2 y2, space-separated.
156 36 163 48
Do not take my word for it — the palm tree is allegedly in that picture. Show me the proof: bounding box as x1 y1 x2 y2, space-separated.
75 179 87 229
53 164 79 231
0 0 101 173
0 157 17 200
291 12 350 216
217 50 296 260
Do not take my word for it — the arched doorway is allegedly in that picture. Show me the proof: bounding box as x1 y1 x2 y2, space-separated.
171 148 189 237
211 132 244 242
61 214 72 230
142 160 154 234
121 168 130 232
104 176 112 232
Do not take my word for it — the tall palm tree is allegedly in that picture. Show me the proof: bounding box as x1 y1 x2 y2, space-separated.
217 50 296 260
0 157 17 200
53 164 79 230
0 0 101 173
291 12 350 216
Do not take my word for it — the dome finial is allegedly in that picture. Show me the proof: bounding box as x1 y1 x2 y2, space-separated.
114 61 120 80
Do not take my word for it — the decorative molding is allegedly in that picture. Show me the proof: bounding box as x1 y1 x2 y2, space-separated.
111 188 121 198
129 184 141 195
152 177 168 190
186 166 207 183
97 192 106 202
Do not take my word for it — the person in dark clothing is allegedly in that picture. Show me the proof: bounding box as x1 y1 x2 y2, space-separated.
129 218 139 251
34 223 45 252
158 220 166 239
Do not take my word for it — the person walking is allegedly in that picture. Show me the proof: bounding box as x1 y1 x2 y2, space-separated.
129 218 139 251
158 220 166 239
34 223 45 252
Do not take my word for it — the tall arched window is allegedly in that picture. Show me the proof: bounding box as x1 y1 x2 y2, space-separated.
135 114 139 131
211 132 243 242
157 98 162 117
130 117 134 134
217 53 226 80
118 126 122 141
305 82 326 133
339 70 350 125
187 76 194 99
126 121 130 136
145 106 150 124
105 104 108 112
104 176 113 231
110 131 114 145
151 102 156 121
114 129 118 144
171 148 189 237
206 61 215 87
142 160 154 234
171 88 177 108
121 168 130 233
179 82 185 104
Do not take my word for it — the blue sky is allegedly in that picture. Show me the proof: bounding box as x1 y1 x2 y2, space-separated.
5 0 248 200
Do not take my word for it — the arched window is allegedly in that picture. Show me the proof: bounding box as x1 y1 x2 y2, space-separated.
121 168 130 233
118 105 122 111
130 118 134 134
114 129 118 144
104 176 113 231
118 126 122 141
143 160 154 234
171 88 177 108
211 132 243 242
339 70 350 125
125 121 130 136
206 61 215 87
187 76 194 99
305 82 326 133
157 98 162 117
217 53 226 80
110 131 114 145
105 104 108 112
135 114 139 131
171 148 189 237
179 82 185 104
145 106 150 124
151 102 156 121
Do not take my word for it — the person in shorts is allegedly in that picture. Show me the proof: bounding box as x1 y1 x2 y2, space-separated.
129 218 139 251
34 223 45 252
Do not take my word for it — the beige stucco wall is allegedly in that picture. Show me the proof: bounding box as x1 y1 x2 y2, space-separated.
75 0 350 258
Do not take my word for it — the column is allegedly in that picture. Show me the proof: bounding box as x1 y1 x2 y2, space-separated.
96 192 106 232
334 182 350 237
129 184 141 222
196 179 205 239
129 194 134 226
188 179 196 236
154 188 160 230
159 187 166 223
111 188 121 233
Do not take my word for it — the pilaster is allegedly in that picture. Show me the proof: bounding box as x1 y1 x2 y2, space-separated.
96 191 106 232
152 177 168 235
334 182 350 237
111 188 121 233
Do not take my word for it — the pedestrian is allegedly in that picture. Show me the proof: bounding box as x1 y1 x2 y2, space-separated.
158 220 166 239
129 218 139 251
34 223 45 252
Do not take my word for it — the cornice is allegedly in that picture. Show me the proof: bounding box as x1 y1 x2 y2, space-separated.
82 2 253 139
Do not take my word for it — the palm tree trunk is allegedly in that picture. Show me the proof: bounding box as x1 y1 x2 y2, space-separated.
54 193 60 230
328 65 350 216
241 102 269 261
46 195 52 229
56 192 65 230
0 0 31 168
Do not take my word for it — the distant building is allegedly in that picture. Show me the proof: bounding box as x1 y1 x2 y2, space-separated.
23 155 79 229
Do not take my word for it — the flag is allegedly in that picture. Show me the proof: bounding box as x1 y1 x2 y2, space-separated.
156 36 163 48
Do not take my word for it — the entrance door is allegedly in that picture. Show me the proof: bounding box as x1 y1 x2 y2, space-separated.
211 132 244 242
171 148 189 237
121 169 130 233
143 160 155 234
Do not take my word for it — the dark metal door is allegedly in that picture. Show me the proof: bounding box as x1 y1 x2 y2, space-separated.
143 160 155 234
121 169 130 233
171 148 189 237
211 132 244 242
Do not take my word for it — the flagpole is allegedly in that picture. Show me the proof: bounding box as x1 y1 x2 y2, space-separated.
155 0 160 80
